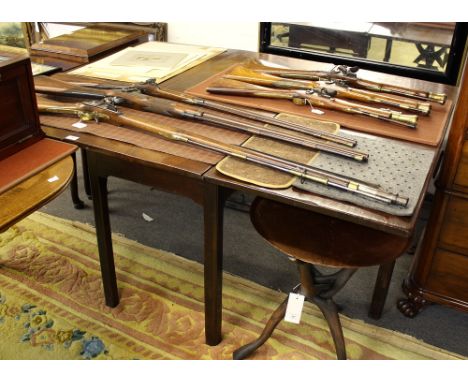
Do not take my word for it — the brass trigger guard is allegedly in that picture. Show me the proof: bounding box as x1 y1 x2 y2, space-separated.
77 111 107 122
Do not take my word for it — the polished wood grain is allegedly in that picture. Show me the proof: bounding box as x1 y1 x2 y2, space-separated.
453 140 468 190
425 249 468 302
30 27 146 62
0 56 43 160
0 156 74 232
400 55 468 318
247 197 412 268
41 126 212 179
438 193 468 255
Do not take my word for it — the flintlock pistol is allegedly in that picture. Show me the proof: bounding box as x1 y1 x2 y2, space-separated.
246 60 447 105
206 78 419 129
226 65 431 115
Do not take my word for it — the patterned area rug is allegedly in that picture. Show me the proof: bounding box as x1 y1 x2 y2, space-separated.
0 212 462 360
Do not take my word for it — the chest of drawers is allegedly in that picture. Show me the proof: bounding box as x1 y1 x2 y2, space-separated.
399 60 468 317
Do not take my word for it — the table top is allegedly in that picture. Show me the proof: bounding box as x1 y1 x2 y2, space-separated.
0 156 74 232
41 49 456 237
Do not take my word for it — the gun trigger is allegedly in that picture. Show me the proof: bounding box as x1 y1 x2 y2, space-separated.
143 78 157 86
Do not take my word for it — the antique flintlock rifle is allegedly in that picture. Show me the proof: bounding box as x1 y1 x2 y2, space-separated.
34 76 368 162
246 60 447 105
36 96 409 206
206 78 419 129
53 78 359 148
226 66 431 115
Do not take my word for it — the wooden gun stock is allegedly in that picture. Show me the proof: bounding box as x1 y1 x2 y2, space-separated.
243 60 446 105
207 78 418 128
34 76 175 117
136 85 357 148
226 65 431 115
34 77 367 162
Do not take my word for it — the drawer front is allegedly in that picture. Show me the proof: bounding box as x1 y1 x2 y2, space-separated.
454 140 468 188
438 193 468 255
426 249 468 302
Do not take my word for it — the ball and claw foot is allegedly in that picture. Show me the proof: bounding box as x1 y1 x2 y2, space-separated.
397 294 427 318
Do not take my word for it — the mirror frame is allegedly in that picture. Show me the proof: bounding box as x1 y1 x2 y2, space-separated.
259 22 468 85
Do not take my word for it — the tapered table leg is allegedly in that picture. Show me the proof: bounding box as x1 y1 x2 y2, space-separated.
81 149 92 200
70 152 84 209
368 260 396 319
312 296 347 360
203 182 229 346
88 151 119 307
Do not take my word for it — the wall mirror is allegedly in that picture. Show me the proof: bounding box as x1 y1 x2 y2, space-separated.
260 22 468 84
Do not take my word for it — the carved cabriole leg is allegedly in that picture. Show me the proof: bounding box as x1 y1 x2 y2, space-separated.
311 296 346 360
233 296 289 360
299 263 355 360
232 260 356 360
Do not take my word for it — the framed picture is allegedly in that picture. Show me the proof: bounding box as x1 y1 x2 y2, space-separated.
0 22 37 49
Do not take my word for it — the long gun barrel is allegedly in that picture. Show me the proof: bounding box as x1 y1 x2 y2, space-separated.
206 78 419 129
34 76 368 162
246 60 447 105
52 77 359 148
36 96 408 207
226 66 431 115
129 84 357 147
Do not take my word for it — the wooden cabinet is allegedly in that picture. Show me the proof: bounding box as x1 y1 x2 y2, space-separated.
399 59 468 317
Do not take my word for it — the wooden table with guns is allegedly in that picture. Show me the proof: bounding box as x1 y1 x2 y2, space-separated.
39 50 455 347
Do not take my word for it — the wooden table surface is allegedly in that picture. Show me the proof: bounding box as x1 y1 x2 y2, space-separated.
40 49 456 346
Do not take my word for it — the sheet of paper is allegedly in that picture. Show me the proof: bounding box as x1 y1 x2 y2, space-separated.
110 50 189 70
70 41 226 83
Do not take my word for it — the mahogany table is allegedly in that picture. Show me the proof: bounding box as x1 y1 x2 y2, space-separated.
40 50 455 346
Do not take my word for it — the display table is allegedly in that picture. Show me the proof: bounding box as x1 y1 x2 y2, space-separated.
39 50 455 346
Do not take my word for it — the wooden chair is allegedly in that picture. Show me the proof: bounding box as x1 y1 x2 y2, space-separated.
233 197 413 360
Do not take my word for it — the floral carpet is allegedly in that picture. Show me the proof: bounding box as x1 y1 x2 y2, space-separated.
0 212 462 360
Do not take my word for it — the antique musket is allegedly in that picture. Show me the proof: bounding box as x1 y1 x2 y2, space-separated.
56 77 358 148
206 78 419 129
247 60 447 105
36 96 409 206
34 76 368 162
226 66 431 115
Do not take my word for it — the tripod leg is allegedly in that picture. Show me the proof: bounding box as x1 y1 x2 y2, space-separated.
312 296 346 360
233 296 289 360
